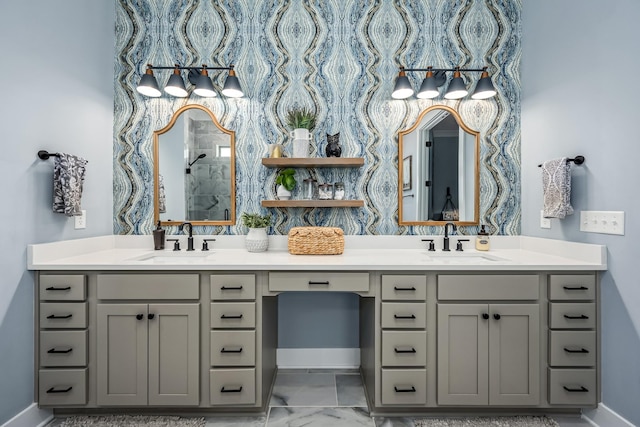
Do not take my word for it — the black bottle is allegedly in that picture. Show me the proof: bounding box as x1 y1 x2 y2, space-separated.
153 221 165 250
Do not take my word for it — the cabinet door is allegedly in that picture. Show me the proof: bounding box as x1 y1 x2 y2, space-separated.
437 304 489 405
97 304 148 406
488 304 540 405
148 304 200 406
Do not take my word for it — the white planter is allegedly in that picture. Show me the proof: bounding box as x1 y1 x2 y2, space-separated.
245 227 269 252
290 128 311 158
276 184 292 200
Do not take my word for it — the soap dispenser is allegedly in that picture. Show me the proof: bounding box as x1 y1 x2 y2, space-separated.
153 221 165 250
475 225 490 251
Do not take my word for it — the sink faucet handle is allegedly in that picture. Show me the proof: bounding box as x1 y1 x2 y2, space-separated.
202 238 216 251
421 239 436 251
166 238 180 251
456 239 470 251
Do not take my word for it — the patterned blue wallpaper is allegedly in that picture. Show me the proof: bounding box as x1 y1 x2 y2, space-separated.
114 0 521 236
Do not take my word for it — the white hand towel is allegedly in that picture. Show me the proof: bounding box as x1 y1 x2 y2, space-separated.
53 153 88 217
541 157 573 219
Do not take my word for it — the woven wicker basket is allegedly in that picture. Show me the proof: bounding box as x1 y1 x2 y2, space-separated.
287 226 344 255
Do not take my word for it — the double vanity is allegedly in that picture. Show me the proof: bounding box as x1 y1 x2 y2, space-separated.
28 235 605 417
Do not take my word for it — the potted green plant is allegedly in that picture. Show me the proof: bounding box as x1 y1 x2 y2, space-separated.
241 212 271 252
286 107 317 158
275 168 296 200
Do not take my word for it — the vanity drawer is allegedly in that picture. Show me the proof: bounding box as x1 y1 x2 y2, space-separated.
381 369 427 405
268 272 369 293
38 368 87 406
39 275 86 301
381 275 427 301
549 275 596 301
549 331 596 367
382 331 427 367
381 303 426 329
40 303 87 329
97 274 199 300
438 275 539 300
209 368 256 405
211 274 255 301
211 302 256 329
548 368 596 405
549 303 596 329
40 330 88 367
210 330 256 367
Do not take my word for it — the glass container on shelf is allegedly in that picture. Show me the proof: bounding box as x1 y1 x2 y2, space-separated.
318 183 333 200
302 178 318 200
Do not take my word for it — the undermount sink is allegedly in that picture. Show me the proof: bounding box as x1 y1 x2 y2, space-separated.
127 252 212 263
424 252 506 264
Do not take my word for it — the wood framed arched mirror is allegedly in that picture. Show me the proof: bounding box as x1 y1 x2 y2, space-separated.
398 105 479 226
153 104 236 226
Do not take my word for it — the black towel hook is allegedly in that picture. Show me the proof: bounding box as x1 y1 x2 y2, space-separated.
538 155 585 167
37 150 60 160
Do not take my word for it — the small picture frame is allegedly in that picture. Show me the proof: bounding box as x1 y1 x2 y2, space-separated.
402 155 412 191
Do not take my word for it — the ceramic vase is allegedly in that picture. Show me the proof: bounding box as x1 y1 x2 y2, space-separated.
276 185 292 200
245 227 269 252
290 128 311 158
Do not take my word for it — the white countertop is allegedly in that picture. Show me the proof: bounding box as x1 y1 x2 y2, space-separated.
27 235 607 271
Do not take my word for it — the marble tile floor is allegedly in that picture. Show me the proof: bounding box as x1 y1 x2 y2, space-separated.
49 370 595 427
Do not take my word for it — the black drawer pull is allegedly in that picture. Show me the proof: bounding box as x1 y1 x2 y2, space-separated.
394 347 417 354
563 286 589 291
564 347 589 354
221 314 243 319
220 386 243 393
564 314 589 320
45 286 71 291
394 386 416 393
46 314 72 319
47 348 73 354
563 385 589 393
308 281 330 285
394 286 416 291
394 314 416 319
221 286 243 291
221 347 243 353
46 386 73 394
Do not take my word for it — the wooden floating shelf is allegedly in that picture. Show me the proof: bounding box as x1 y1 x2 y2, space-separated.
261 157 364 168
261 200 365 208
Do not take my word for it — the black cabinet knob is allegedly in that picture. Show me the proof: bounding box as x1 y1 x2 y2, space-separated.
482 313 489 320
136 314 144 320
493 313 501 320
148 313 155 320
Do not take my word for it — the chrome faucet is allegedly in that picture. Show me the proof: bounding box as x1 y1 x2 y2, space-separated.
443 222 456 251
179 222 194 251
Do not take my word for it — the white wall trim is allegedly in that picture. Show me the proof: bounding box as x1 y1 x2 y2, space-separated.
1 403 52 427
583 403 637 427
277 348 360 369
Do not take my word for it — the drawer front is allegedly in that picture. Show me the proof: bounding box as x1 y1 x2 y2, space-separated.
549 275 596 301
550 331 596 367
40 275 86 301
211 275 256 301
268 272 369 292
38 368 87 406
438 275 539 301
211 302 256 329
40 303 87 329
40 330 88 367
381 369 427 405
209 368 256 405
210 330 256 367
548 368 597 405
549 303 596 329
381 275 427 301
381 303 426 329
381 331 427 367
97 274 199 300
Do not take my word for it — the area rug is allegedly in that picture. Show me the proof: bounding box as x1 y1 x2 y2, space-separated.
58 415 206 427
414 416 559 427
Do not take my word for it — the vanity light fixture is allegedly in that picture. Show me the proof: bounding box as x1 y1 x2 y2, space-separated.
136 64 244 98
392 66 497 100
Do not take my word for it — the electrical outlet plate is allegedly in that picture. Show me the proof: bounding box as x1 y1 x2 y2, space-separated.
74 210 86 229
540 210 551 229
580 211 624 235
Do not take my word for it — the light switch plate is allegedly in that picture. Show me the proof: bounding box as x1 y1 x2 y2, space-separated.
540 210 551 229
580 211 624 235
74 210 86 229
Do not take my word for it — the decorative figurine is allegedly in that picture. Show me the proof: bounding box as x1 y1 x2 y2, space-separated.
325 132 342 157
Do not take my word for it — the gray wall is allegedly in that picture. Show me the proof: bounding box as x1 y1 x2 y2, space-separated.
521 1 640 425
0 1 115 424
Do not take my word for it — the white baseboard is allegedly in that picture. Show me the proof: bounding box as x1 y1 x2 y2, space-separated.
583 403 637 427
277 348 360 369
1 403 52 427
